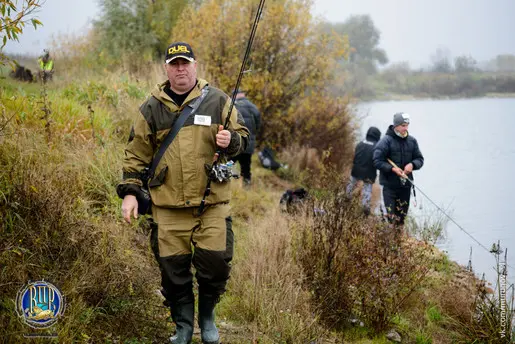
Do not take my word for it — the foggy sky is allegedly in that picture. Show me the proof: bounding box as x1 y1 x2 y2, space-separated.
4 0 98 56
4 0 515 68
313 0 515 67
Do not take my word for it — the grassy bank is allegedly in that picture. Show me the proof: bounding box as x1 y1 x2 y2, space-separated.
0 73 511 343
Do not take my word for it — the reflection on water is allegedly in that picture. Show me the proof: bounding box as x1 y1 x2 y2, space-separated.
357 98 515 283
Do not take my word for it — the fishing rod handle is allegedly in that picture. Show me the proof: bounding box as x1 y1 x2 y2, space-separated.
387 158 409 179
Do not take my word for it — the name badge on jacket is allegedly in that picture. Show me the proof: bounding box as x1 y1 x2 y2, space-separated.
194 115 211 126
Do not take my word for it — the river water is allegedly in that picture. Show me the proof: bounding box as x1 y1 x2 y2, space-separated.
356 98 515 283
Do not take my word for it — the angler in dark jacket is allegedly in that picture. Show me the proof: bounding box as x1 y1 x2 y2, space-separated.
231 89 261 186
373 112 424 226
346 126 381 215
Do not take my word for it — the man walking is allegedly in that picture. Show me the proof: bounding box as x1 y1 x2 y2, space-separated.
373 112 424 226
231 89 261 187
117 41 249 344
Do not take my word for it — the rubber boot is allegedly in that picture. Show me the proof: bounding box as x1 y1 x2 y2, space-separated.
198 295 219 344
169 302 194 344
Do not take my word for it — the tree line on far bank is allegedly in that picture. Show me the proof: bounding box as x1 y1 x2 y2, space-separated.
320 16 515 100
360 52 515 100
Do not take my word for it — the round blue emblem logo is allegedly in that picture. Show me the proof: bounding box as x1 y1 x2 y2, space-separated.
16 280 65 329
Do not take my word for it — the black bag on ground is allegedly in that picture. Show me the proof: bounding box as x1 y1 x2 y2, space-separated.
10 65 34 82
279 188 308 213
258 146 281 170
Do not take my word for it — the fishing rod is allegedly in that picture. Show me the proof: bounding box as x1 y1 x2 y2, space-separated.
388 159 490 251
387 159 515 274
197 0 266 215
223 0 265 130
382 166 515 318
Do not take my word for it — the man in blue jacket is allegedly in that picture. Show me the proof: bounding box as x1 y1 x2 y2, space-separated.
232 89 261 187
373 113 424 226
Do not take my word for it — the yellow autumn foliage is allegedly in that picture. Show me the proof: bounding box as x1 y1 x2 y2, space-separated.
172 0 354 167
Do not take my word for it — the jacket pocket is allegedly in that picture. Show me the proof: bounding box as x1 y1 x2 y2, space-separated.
149 166 168 188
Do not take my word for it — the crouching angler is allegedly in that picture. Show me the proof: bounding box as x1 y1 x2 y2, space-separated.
116 41 249 344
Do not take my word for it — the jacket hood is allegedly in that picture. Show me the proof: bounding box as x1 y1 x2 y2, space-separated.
386 125 409 139
366 126 381 142
151 78 209 105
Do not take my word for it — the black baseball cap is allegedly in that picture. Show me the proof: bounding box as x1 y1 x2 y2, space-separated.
165 42 195 64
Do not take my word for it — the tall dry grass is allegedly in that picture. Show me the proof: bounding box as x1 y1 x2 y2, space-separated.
225 189 331 342
0 76 172 342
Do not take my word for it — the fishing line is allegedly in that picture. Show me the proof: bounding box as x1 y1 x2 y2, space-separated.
406 177 515 275
387 159 515 275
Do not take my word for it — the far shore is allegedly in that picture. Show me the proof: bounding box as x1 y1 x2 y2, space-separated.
362 92 515 102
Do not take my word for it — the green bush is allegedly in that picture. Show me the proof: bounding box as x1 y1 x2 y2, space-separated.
63 80 119 107
0 85 168 341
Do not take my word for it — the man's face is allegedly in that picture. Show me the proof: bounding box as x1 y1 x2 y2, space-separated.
164 58 197 94
395 123 409 136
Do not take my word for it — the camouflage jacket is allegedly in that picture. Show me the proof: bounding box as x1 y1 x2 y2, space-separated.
117 78 249 208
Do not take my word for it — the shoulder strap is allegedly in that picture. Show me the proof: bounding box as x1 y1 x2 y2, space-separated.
148 85 209 179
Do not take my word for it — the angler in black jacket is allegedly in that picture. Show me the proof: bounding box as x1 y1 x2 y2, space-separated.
373 112 424 226
231 90 261 186
346 126 381 215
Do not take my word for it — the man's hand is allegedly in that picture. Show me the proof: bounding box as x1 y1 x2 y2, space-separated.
122 195 138 223
216 125 231 148
403 163 414 175
392 166 406 178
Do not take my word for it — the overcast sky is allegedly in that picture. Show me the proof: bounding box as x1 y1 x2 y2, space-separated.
4 0 515 68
